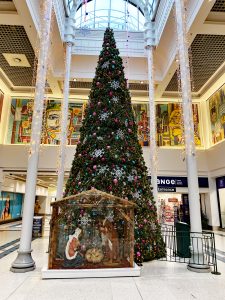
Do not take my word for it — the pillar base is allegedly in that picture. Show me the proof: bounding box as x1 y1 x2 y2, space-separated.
10 250 36 273
187 264 211 273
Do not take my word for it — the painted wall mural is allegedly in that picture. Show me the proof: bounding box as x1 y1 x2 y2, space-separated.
156 103 201 147
0 192 23 222
0 89 4 122
7 99 201 147
208 84 225 145
7 99 84 145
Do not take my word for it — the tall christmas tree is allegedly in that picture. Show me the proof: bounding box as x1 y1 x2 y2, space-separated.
65 28 165 263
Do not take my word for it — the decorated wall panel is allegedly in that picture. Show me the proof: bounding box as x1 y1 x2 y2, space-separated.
208 84 225 145
7 99 201 147
156 103 201 147
7 99 84 145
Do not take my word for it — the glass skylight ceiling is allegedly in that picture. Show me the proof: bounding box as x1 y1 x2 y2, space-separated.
64 0 159 31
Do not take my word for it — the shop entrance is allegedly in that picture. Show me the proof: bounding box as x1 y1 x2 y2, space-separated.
158 193 190 225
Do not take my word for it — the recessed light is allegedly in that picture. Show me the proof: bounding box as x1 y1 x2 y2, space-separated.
73 78 77 81
13 57 22 63
140 81 144 84
3 53 31 67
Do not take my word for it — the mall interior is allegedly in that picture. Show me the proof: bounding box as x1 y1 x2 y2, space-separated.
1 0 225 299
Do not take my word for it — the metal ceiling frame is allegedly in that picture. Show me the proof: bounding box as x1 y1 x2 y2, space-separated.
64 0 161 20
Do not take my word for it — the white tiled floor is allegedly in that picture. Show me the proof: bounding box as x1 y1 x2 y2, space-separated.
0 223 225 300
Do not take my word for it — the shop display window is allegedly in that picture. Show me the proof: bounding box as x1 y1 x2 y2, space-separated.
0 192 23 223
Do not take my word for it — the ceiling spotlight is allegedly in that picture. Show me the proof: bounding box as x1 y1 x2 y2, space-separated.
140 81 144 84
73 78 77 81
13 57 22 63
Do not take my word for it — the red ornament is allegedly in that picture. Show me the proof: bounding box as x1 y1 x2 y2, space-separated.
109 91 113 97
78 182 81 185
96 82 100 86
128 128 132 133
137 251 141 257
101 157 105 161
93 132 96 136
98 101 101 106
113 178 118 185
93 112 97 116
107 145 110 149
93 165 97 170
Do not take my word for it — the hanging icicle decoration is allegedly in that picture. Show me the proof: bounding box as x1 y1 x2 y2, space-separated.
83 0 88 22
125 0 130 89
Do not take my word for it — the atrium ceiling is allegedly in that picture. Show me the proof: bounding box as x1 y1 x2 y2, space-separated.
0 0 225 99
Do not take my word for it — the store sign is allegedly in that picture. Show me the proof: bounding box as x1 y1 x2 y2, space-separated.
216 177 225 189
158 187 176 192
148 176 209 188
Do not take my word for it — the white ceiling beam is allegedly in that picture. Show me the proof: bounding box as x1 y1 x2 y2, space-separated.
198 23 225 35
47 73 62 97
0 12 22 25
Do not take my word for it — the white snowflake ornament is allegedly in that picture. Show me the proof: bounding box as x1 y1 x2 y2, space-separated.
132 191 141 200
92 149 104 158
99 112 109 121
112 166 124 179
102 61 110 69
127 175 134 182
98 165 109 174
112 96 119 103
111 80 120 90
116 129 124 140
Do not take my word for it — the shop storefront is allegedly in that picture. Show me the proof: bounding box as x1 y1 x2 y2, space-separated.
216 176 225 229
149 176 209 225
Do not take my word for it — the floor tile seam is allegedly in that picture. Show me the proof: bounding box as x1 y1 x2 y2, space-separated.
132 277 144 300
4 273 31 300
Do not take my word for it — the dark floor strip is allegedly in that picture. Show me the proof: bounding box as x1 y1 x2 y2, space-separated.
0 244 19 259
0 238 20 250
216 248 225 257
214 233 225 237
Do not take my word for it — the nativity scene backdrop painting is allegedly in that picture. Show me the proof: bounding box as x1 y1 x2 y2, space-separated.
48 189 136 270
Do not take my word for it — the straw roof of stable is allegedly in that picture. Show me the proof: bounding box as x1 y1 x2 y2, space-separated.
51 189 136 208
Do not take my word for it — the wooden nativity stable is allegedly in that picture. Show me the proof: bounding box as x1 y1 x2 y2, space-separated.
48 189 137 271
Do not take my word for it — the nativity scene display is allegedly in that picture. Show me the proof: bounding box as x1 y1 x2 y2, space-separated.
48 189 136 270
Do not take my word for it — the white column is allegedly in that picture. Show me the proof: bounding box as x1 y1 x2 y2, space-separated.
175 0 210 272
56 18 75 200
11 0 53 273
208 176 220 228
145 19 159 215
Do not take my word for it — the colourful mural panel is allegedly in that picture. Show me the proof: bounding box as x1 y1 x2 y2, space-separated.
0 89 4 122
156 103 201 147
7 99 201 147
132 103 150 146
7 99 85 145
208 84 225 145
